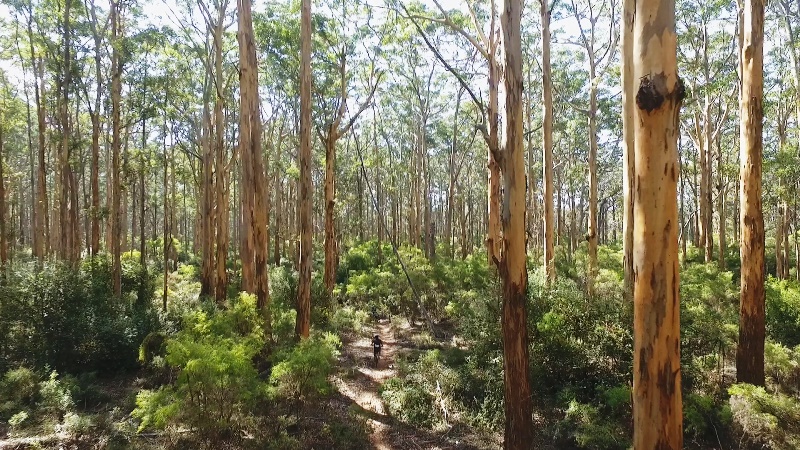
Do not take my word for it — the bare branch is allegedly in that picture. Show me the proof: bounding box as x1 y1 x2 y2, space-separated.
400 4 485 114
405 0 490 60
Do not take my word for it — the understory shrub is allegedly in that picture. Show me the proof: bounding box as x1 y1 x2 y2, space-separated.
683 392 732 446
560 399 630 450
380 349 463 429
0 368 79 436
528 273 632 403
133 293 267 447
269 331 341 401
729 383 800 449
381 377 437 427
329 306 370 335
339 241 471 320
766 279 800 347
0 258 160 375
765 341 800 395
680 263 738 394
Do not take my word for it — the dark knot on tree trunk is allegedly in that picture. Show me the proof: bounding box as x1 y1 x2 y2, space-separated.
636 74 685 112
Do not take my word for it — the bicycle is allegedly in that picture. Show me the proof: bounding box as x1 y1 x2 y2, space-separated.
372 335 383 368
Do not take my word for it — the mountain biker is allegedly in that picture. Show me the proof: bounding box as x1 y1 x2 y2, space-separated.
372 334 383 366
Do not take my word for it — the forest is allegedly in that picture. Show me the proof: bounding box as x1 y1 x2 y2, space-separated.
0 0 799 447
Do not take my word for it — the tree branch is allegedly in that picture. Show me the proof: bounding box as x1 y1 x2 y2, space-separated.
400 4 485 114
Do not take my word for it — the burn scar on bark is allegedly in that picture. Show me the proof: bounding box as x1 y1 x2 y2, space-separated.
639 347 650 383
636 75 665 112
636 74 685 113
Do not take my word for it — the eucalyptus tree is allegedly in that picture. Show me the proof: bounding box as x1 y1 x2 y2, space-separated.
237 0 269 321
166 0 238 303
398 0 504 267
122 27 171 271
548 43 592 255
389 38 445 257
629 0 684 446
771 1 800 279
198 0 236 304
737 0 766 386
374 79 418 246
0 74 22 268
563 0 618 295
770 81 794 278
80 0 107 257
521 13 541 258
3 0 50 261
253 2 301 266
498 0 534 446
297 0 312 338
444 86 481 258
0 74 32 266
110 0 125 296
313 0 382 294
52 0 82 264
678 0 737 264
541 0 555 281
621 0 634 300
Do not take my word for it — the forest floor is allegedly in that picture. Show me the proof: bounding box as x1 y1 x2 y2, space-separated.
330 319 502 450
0 320 503 450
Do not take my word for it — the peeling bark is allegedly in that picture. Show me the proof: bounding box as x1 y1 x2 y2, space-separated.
631 0 684 445
737 0 766 387
296 0 312 339
500 1 534 448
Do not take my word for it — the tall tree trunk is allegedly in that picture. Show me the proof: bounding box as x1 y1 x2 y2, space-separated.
122 130 130 253
88 0 103 257
793 196 799 279
213 132 229 306
782 201 790 279
23 70 34 257
24 9 48 262
296 0 312 339
499 1 533 447
447 90 461 260
414 136 422 248
140 121 147 268
779 0 800 281
541 0 555 282
357 163 364 241
375 116 383 254
423 136 433 260
200 84 215 298
681 159 688 265
718 134 726 270
569 190 577 255
631 0 684 445
587 80 598 296
57 0 78 263
321 51 379 292
526 63 538 258
699 93 713 263
622 0 635 302
0 125 7 269
486 60 502 267
324 131 337 293
162 119 170 312
132 181 138 254
273 146 282 265
213 11 229 305
110 0 123 297
777 200 784 279
737 0 765 386
238 0 270 327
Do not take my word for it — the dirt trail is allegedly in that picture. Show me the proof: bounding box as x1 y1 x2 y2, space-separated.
332 320 399 450
333 320 491 450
